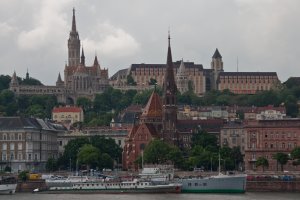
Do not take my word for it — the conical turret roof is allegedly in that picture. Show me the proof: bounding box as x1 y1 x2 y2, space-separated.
212 48 222 58
141 91 162 119
177 59 186 75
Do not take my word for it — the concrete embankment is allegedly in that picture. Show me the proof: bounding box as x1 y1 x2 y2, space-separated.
246 180 300 192
17 180 48 192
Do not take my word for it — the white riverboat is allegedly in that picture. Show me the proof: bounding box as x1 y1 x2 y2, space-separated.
0 176 17 194
47 178 182 194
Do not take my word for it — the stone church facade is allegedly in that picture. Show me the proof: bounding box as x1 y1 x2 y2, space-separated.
9 9 109 104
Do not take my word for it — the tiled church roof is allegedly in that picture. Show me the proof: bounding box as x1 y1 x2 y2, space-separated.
141 91 162 119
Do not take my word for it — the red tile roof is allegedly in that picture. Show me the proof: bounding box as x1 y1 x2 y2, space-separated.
52 106 82 113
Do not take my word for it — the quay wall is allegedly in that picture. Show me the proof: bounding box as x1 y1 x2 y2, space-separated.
17 180 48 192
246 181 300 192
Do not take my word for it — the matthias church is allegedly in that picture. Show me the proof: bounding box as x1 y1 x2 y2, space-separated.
9 9 109 104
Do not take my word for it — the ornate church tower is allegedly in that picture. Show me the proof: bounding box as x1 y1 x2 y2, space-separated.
68 8 80 66
211 48 223 90
176 59 189 94
162 33 178 145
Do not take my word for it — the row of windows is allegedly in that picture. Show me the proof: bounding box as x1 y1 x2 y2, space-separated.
264 132 297 139
2 143 22 150
1 133 22 141
264 142 297 149
187 182 207 187
220 78 276 84
1 152 38 161
54 114 78 119
220 84 270 91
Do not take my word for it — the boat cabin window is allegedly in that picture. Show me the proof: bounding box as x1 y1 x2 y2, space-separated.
203 183 207 186
188 183 191 186
195 183 198 186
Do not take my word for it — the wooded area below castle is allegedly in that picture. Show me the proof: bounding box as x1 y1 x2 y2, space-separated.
0 74 300 126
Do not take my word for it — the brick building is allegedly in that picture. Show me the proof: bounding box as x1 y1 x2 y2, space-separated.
244 119 300 172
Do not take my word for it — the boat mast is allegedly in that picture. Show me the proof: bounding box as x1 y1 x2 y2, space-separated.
218 152 221 175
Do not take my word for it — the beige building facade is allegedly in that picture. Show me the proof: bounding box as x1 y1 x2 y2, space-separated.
0 117 64 172
52 106 84 125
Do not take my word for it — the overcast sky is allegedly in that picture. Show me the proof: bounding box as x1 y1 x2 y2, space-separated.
1 0 299 85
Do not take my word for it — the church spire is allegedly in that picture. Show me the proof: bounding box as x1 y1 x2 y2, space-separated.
94 55 99 66
81 47 85 65
68 8 80 66
162 32 178 145
167 31 173 67
163 31 176 96
72 8 77 32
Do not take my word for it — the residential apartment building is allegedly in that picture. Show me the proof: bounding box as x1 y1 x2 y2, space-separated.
244 119 300 172
0 117 65 172
220 122 246 155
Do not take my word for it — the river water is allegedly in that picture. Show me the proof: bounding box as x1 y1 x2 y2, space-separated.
3 193 299 200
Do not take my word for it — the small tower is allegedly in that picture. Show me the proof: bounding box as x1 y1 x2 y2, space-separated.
9 71 19 93
26 68 29 79
56 72 64 87
211 48 223 90
68 8 81 66
176 59 189 94
162 32 178 145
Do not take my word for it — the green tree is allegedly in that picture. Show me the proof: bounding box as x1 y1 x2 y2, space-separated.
21 77 42 85
18 170 29 182
132 89 153 105
191 130 218 150
90 136 122 163
291 147 300 166
273 152 289 171
99 153 114 170
0 90 18 116
143 139 170 164
77 144 101 170
0 75 11 92
166 145 185 169
46 158 58 172
256 157 269 172
148 78 157 86
76 97 92 112
60 137 90 170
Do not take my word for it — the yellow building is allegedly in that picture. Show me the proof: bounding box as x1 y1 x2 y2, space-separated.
52 106 84 125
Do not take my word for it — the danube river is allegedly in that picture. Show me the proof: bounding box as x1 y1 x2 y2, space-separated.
4 193 299 200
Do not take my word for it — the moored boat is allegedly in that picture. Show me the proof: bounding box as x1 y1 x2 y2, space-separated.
178 173 247 193
46 178 181 194
0 176 17 194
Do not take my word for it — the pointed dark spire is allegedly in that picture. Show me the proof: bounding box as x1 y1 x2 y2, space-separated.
164 31 176 94
94 55 99 66
167 31 173 67
57 72 62 82
80 47 85 65
72 8 77 32
212 48 222 58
